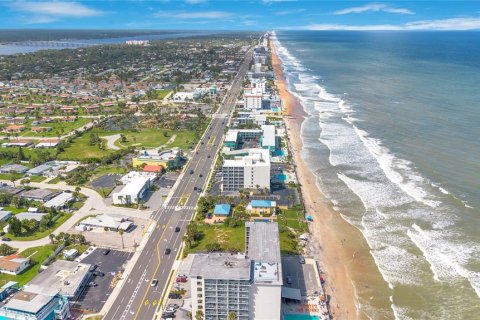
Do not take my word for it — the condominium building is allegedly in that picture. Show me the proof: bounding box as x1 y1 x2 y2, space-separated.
222 149 270 192
244 87 263 110
179 221 282 320
0 285 70 320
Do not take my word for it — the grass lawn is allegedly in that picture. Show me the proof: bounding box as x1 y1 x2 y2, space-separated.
0 173 24 181
23 118 91 138
49 176 62 184
91 165 126 178
57 134 113 160
28 175 46 182
110 128 196 149
185 224 245 255
6 214 72 241
0 244 55 286
279 229 299 255
2 206 25 214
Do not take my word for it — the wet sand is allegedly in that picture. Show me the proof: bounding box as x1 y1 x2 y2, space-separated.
270 40 391 319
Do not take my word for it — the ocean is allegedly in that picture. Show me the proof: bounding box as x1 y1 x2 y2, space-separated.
274 31 480 319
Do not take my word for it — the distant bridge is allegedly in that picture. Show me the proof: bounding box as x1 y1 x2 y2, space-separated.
0 41 100 48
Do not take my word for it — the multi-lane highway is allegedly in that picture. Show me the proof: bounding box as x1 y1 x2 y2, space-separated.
104 47 253 320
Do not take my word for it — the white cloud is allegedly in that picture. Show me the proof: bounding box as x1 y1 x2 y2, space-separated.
262 0 297 4
156 11 232 19
293 17 480 31
274 8 306 16
333 3 414 15
185 0 207 4
9 1 104 18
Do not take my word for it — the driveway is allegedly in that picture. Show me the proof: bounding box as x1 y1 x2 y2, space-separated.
101 134 121 150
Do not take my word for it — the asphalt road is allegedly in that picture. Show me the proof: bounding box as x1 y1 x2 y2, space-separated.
104 47 253 320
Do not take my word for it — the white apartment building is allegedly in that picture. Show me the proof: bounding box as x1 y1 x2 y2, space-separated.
179 222 282 320
244 87 263 110
222 149 270 192
112 176 150 205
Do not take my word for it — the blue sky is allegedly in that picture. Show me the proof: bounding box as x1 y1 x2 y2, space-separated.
1 1 480 30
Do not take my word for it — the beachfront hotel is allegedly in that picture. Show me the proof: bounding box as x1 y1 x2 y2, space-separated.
179 222 282 320
222 148 271 192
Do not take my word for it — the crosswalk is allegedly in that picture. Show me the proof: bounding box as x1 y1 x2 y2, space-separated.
162 205 196 211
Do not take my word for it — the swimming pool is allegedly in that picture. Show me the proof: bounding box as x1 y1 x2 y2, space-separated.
283 314 320 320
276 173 287 181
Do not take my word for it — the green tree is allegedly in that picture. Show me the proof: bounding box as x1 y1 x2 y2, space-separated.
8 216 22 236
0 244 16 256
195 310 204 320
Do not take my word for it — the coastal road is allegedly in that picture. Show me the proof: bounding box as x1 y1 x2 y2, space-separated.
103 47 253 320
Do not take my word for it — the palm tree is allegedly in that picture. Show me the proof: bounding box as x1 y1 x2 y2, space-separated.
118 229 125 249
49 233 56 244
228 312 237 320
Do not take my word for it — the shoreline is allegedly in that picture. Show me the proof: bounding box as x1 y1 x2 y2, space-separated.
270 38 387 319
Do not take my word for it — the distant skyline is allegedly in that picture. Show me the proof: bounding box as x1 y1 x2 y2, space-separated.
1 1 480 30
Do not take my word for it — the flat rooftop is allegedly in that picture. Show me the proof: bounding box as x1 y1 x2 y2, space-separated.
245 221 281 264
180 253 251 280
27 260 91 298
4 285 59 314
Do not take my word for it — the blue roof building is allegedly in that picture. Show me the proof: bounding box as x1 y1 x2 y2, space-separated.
213 204 232 216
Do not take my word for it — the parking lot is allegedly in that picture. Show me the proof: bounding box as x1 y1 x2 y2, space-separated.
73 217 149 251
155 172 180 188
71 248 133 314
282 256 320 295
89 173 121 190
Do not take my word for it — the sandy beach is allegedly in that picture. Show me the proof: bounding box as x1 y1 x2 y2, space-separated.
270 39 390 319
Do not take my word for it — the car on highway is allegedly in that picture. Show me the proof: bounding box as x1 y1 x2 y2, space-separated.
189 169 194 174
151 279 158 287
193 186 198 191
199 174 203 177
207 155 211 158
165 248 171 255
175 226 180 232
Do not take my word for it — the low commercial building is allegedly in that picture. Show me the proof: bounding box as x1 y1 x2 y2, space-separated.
20 189 60 202
222 149 271 192
112 177 150 205
0 164 29 174
0 210 12 222
0 285 70 320
180 221 283 320
16 212 48 222
0 255 30 275
246 200 277 216
44 192 74 209
28 260 91 300
132 148 184 170
79 214 133 231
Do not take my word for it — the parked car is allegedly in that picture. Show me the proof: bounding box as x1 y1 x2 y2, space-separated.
286 276 293 285
165 248 171 255
168 304 179 309
93 271 105 277
299 256 306 264
1 237 11 242
103 249 110 255
88 282 98 287
151 279 158 287
176 277 187 283
168 293 181 299
89 265 98 272
175 226 180 232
